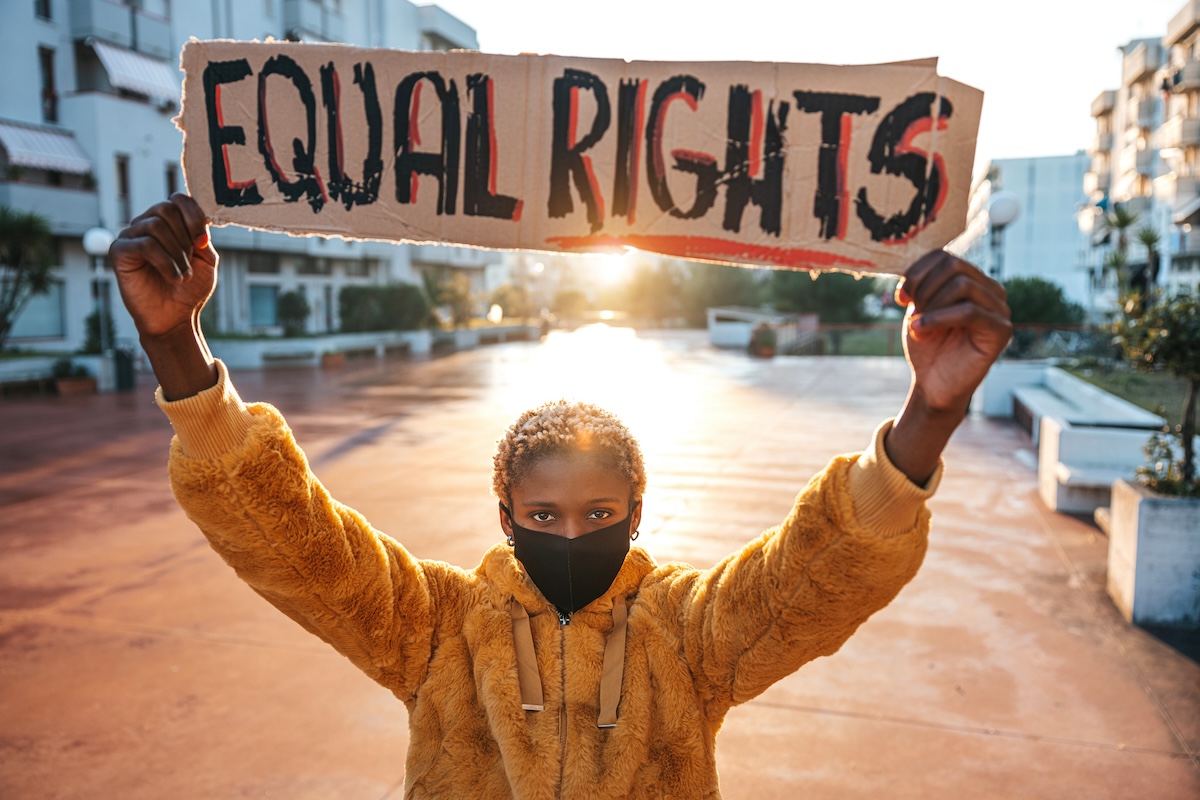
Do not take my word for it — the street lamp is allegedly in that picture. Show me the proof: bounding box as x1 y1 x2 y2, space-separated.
83 226 115 390
986 190 1020 281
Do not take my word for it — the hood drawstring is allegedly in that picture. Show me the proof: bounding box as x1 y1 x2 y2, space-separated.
509 597 630 728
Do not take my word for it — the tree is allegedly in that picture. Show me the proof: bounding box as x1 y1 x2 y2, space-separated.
552 288 589 322
769 270 874 323
1002 276 1085 357
1132 226 1161 298
680 262 764 326
277 290 310 337
1114 290 1200 495
1100 204 1140 290
1002 276 1085 325
623 260 684 325
490 283 531 320
0 206 54 352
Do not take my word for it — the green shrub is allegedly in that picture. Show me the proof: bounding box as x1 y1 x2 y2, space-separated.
277 290 311 337
338 284 429 332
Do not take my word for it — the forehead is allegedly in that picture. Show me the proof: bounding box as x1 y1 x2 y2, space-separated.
511 452 631 505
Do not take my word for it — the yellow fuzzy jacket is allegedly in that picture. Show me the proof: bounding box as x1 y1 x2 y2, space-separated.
159 362 937 799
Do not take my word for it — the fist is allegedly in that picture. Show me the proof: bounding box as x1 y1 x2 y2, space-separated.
109 194 218 339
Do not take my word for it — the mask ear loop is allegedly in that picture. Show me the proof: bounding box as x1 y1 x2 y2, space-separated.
500 503 515 546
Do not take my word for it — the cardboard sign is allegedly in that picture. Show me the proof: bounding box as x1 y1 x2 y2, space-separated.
179 40 982 274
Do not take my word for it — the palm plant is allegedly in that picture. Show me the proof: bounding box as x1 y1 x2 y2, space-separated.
0 206 55 352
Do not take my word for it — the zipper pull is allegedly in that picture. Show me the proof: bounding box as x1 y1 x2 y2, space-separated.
558 610 571 626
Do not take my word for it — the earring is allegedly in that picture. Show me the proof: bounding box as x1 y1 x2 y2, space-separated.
506 534 514 547
631 530 640 541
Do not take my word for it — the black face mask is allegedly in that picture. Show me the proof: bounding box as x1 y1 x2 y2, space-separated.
503 504 637 616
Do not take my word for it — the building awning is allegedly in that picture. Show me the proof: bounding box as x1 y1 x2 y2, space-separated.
0 120 92 174
1173 195 1200 225
90 39 179 104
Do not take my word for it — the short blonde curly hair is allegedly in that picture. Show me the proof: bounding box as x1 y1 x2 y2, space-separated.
493 400 646 506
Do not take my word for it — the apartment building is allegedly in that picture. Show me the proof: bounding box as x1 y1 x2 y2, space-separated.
953 154 1093 312
1084 4 1200 298
0 0 493 354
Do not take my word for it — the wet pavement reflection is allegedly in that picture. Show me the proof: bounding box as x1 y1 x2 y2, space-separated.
1 327 1197 799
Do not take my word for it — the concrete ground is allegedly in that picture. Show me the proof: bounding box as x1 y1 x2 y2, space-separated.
1 327 1197 800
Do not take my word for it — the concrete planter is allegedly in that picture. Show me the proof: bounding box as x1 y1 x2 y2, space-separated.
1107 478 1200 629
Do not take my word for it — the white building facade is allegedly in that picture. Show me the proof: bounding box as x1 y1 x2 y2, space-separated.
1082 7 1200 301
0 0 493 354
952 154 1093 311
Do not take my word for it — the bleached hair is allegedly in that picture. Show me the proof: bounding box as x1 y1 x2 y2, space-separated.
493 400 646 506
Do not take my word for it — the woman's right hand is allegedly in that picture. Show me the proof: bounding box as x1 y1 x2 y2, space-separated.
109 194 217 340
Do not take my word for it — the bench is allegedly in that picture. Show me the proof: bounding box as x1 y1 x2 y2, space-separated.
1011 367 1163 445
1037 416 1155 514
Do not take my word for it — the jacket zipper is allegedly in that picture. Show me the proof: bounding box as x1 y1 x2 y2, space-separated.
557 611 569 799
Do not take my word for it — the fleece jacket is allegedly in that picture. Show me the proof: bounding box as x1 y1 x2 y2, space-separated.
158 360 938 799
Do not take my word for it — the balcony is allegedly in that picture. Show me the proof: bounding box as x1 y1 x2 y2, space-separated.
411 243 494 268
1161 115 1200 149
1084 170 1110 196
1091 90 1116 117
282 0 345 42
1167 0 1200 47
417 5 479 50
69 0 172 59
1123 42 1164 86
1135 97 1159 129
69 0 132 49
1090 131 1114 154
1171 59 1200 93
0 182 99 236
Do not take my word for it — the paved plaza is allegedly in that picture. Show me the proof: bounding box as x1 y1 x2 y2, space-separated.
1 327 1197 799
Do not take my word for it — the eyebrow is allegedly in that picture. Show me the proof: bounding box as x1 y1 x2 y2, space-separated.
522 497 624 508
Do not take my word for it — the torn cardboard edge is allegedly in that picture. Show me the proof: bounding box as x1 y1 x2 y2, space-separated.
179 40 982 275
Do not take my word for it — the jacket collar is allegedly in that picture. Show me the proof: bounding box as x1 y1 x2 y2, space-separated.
477 541 658 620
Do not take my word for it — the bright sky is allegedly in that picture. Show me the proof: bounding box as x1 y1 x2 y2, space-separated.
436 0 1185 175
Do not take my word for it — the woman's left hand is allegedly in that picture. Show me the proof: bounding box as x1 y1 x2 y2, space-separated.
883 251 1012 485
898 250 1013 414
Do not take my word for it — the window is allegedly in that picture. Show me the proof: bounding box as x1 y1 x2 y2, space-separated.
115 154 131 224
249 285 278 326
297 256 331 275
9 278 65 338
344 258 373 277
34 0 51 20
165 162 178 196
246 252 280 274
39 46 56 123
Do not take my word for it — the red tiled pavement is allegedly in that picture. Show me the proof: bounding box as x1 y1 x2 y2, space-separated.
1 328 1197 799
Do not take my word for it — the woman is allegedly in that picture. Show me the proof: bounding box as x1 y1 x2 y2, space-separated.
111 195 1011 798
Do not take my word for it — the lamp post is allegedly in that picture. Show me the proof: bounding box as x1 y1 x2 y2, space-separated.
83 226 115 391
986 190 1020 281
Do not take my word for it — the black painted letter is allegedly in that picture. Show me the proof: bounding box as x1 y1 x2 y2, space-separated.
464 73 522 220
645 76 717 220
394 71 460 215
548 69 611 233
203 59 262 207
723 86 788 236
794 91 880 239
855 92 953 243
320 61 382 210
258 55 324 212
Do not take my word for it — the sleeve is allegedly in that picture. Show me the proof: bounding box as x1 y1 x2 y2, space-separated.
669 419 938 717
157 360 445 702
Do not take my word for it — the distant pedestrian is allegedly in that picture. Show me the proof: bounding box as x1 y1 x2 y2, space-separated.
111 195 1012 799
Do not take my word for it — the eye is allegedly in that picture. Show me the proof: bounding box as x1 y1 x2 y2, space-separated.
530 511 554 523
588 509 613 520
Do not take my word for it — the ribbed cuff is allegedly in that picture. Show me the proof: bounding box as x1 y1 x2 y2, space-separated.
155 360 255 460
847 419 942 537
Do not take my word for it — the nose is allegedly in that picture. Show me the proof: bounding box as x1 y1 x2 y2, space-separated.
561 519 588 540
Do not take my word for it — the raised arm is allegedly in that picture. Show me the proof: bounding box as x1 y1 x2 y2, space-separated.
110 196 447 700
670 252 1011 715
